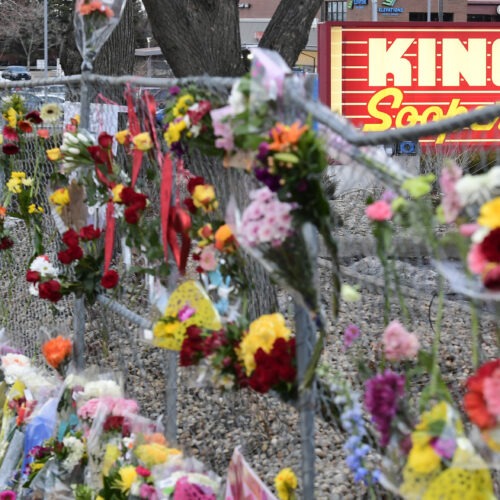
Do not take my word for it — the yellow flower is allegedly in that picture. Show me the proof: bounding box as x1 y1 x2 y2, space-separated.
102 444 120 476
21 177 33 187
132 131 153 151
46 147 62 161
11 171 26 179
115 129 130 145
238 313 291 375
173 94 194 117
112 184 124 203
28 204 43 214
153 320 185 351
6 107 17 128
407 440 442 474
192 184 218 212
135 443 181 467
164 119 187 146
0 134 3 145
115 465 137 493
6 178 22 194
40 102 62 123
275 468 298 500
478 197 500 229
49 188 70 208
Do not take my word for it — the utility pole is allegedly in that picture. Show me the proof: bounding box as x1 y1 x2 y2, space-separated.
438 0 443 21
427 0 431 21
372 0 378 21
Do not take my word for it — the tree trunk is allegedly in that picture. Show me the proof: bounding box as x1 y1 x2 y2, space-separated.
141 0 244 77
259 0 323 68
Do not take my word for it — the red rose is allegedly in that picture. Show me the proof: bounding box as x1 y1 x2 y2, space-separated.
2 143 19 155
124 205 141 224
58 245 83 264
0 236 14 250
101 270 119 289
183 197 197 214
103 415 124 433
79 225 101 241
483 265 500 290
25 110 43 124
26 270 41 283
62 229 80 248
187 176 205 195
87 145 110 166
479 228 500 263
463 359 500 429
38 280 62 303
98 132 113 149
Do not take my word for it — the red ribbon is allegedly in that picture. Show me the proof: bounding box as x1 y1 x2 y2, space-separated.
168 206 191 275
125 85 144 188
160 153 173 266
104 201 115 273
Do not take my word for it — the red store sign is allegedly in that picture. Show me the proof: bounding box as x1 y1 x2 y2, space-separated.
318 22 500 147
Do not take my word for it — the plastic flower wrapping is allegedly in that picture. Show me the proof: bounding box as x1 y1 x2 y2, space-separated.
433 161 500 300
74 0 127 64
0 337 224 499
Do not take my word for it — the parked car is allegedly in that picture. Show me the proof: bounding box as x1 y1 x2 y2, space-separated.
1 66 31 81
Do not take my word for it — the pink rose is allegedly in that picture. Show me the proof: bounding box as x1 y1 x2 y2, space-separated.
110 398 139 417
78 398 111 420
365 200 393 221
382 320 419 361
467 243 488 275
199 245 218 272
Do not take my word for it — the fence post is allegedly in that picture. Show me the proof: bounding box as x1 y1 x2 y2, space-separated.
294 223 318 499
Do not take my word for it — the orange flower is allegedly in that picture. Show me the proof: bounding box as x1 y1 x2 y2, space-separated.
18 120 33 133
268 121 308 152
42 336 72 369
215 224 237 253
144 433 167 445
0 206 6 219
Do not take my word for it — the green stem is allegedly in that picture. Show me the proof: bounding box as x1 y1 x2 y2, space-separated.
300 316 326 391
389 257 410 324
470 300 481 369
430 276 445 398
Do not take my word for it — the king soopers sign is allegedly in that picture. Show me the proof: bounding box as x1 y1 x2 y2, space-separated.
318 23 500 146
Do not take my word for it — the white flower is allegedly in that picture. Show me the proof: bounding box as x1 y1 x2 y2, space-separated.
455 166 500 206
228 83 246 115
68 147 80 156
80 380 122 400
30 255 58 278
62 436 85 472
64 133 80 144
29 283 39 296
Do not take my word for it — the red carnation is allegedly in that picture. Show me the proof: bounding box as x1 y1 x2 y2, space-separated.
79 225 101 241
18 120 33 133
2 126 18 142
101 270 119 289
103 415 125 433
479 228 500 263
187 176 205 195
26 270 41 283
38 280 62 303
2 143 19 155
0 236 14 250
463 359 500 429
98 132 113 149
124 205 141 224
62 229 80 248
183 197 197 214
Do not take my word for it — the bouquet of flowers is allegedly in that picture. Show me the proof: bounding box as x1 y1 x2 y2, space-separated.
160 85 223 158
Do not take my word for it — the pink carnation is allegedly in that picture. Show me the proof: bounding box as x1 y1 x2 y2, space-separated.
199 245 218 272
111 397 139 417
482 367 500 417
382 320 419 361
365 200 392 221
78 398 112 420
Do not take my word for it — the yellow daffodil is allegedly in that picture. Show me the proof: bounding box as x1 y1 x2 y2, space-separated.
6 178 22 194
102 444 120 476
238 313 291 375
132 132 153 151
46 148 62 161
275 468 298 500
478 197 500 229
11 172 26 179
115 465 137 493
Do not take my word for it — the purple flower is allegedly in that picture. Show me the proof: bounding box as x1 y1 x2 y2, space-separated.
178 305 196 322
256 141 270 162
343 324 360 349
0 491 16 500
0 344 22 356
169 86 181 96
139 483 159 500
431 437 456 460
254 168 281 192
364 370 405 447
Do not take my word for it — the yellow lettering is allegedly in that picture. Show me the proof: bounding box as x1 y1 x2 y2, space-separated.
363 88 403 131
